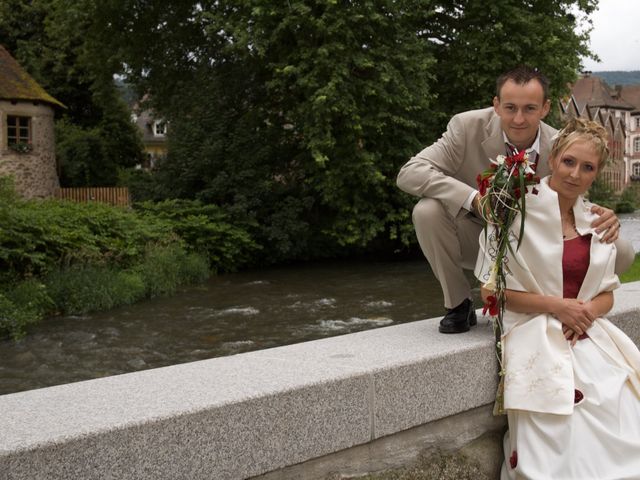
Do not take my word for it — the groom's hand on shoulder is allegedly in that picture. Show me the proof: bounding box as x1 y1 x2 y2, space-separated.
590 204 620 243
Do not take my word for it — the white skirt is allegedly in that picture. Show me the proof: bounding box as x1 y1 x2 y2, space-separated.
501 337 640 480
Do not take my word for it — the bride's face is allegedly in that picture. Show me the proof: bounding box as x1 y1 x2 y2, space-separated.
549 139 600 200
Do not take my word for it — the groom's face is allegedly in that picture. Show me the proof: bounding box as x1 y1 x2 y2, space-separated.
493 79 551 151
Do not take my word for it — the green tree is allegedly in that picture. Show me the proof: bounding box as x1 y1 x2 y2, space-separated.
615 186 638 213
99 1 436 261
427 0 597 129
587 177 615 209
90 0 598 262
0 0 143 186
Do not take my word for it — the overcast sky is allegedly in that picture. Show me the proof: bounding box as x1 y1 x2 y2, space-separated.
580 0 640 72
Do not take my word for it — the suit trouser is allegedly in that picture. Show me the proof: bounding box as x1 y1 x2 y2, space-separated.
412 197 483 309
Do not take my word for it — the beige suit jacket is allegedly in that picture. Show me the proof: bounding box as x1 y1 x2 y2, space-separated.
396 107 556 219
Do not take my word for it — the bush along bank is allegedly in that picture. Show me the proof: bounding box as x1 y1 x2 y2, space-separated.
0 178 258 340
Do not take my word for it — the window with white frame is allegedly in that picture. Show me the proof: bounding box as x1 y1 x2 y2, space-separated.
633 163 640 176
635 137 640 152
636 117 640 129
153 120 166 136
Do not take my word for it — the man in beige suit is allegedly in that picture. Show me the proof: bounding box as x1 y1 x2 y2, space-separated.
397 66 632 334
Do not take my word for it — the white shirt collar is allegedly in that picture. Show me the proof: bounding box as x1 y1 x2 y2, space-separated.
503 128 541 154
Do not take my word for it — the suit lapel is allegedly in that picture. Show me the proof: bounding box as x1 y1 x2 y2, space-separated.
536 123 555 177
481 112 505 163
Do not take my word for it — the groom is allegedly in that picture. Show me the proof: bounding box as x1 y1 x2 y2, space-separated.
397 66 633 334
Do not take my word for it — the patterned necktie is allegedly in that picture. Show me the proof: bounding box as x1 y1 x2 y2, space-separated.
505 142 517 157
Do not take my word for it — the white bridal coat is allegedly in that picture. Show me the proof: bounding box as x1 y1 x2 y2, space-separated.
475 176 640 415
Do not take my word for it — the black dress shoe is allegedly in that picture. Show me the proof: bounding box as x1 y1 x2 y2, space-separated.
438 298 477 334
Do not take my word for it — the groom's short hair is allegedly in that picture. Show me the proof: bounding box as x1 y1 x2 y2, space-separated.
496 66 550 101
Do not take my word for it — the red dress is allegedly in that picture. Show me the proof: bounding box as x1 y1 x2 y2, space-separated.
562 235 591 299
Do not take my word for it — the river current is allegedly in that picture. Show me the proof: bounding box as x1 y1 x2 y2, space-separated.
1 211 639 395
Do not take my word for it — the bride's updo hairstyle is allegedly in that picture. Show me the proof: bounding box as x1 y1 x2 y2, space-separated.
550 117 610 170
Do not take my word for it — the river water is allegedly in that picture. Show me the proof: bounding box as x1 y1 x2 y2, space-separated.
1 211 639 395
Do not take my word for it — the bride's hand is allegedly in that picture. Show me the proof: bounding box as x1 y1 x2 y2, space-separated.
562 324 580 347
552 298 596 336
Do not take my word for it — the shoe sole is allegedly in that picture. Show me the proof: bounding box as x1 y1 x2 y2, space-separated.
438 324 470 334
438 310 478 334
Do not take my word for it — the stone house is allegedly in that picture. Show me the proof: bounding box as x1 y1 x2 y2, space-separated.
619 84 640 180
561 73 640 192
0 45 64 198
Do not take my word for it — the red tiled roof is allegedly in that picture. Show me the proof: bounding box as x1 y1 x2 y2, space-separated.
620 85 640 114
571 75 633 110
0 45 64 108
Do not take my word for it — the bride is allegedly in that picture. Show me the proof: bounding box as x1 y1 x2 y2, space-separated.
476 118 640 479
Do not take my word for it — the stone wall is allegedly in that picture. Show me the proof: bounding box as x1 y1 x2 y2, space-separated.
0 100 59 198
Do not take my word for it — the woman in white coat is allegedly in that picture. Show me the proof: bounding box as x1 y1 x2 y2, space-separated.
476 118 640 479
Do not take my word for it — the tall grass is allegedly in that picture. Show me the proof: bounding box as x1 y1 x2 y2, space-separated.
1 245 209 340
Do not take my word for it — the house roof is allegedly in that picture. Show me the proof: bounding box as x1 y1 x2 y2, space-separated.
0 45 65 108
571 74 634 111
620 85 640 114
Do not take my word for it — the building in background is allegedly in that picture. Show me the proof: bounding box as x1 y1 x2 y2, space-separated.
130 98 167 170
619 84 640 181
561 72 640 192
0 45 64 198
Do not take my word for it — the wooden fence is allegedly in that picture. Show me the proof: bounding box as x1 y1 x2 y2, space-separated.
55 187 131 207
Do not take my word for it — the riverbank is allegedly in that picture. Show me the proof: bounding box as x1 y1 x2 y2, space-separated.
0 179 257 340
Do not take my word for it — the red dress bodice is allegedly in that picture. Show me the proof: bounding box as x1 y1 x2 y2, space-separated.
562 235 592 299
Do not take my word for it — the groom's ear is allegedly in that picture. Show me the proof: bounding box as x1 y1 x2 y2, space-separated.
541 99 551 118
493 96 500 112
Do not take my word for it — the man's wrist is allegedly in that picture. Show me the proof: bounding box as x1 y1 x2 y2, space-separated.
463 190 479 213
472 194 480 213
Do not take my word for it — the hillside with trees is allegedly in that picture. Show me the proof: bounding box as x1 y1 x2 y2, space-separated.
592 71 640 86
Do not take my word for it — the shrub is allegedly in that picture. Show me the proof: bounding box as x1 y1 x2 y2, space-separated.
587 178 615 210
40 245 208 317
615 187 638 213
615 201 635 214
135 243 209 297
0 280 53 340
44 266 146 315
0 185 175 282
0 180 217 338
135 199 260 272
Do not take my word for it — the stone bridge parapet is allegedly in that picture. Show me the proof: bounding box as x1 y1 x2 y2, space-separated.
2 282 639 480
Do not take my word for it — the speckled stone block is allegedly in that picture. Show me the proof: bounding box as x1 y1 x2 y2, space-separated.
372 325 498 438
1 281 638 480
0 354 372 480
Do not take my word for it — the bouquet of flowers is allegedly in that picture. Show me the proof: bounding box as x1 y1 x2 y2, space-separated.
476 149 540 414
